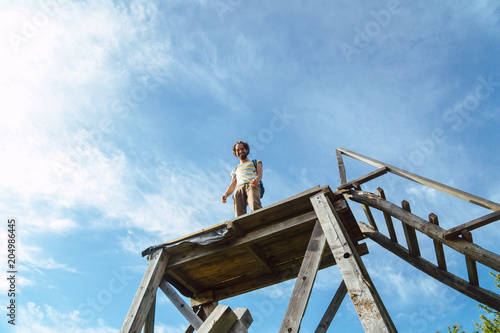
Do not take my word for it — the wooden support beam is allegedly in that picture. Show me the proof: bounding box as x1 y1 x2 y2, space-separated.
461 230 479 286
279 220 327 333
359 222 500 311
401 201 420 257
311 193 397 333
315 280 347 333
244 244 276 274
185 302 218 333
337 147 500 211
167 211 318 269
429 214 447 270
337 167 388 190
443 210 500 239
226 220 246 237
228 308 253 333
169 268 203 295
144 295 155 333
159 279 203 330
354 184 378 231
377 188 397 242
197 305 238 333
336 149 347 185
120 249 170 333
346 190 500 272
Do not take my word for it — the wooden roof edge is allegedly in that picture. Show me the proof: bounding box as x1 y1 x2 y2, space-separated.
142 185 330 257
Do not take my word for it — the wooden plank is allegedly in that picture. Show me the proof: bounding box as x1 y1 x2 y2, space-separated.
228 308 253 333
144 295 155 333
401 201 420 257
357 184 378 231
461 230 479 286
337 167 388 190
159 279 203 330
185 302 218 333
315 280 347 333
337 147 500 211
208 243 368 303
169 268 203 295
346 190 500 272
167 211 318 269
279 220 327 333
429 214 447 270
377 188 398 242
311 193 397 333
359 222 500 311
197 305 238 333
443 210 500 239
245 244 276 274
336 148 347 185
120 249 170 333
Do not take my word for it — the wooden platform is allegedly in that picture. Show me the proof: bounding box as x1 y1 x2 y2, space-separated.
142 185 367 306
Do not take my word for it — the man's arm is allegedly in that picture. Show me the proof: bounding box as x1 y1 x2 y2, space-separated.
221 176 237 203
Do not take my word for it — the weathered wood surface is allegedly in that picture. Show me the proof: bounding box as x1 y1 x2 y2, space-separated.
461 230 479 287
346 190 500 273
337 167 388 190
444 210 500 239
280 220 327 333
336 147 500 211
359 222 500 311
160 279 203 330
377 188 398 242
197 305 238 333
354 184 378 231
315 280 347 333
228 308 253 333
143 295 155 333
429 214 447 270
336 149 347 185
120 249 170 333
311 192 397 333
401 200 421 257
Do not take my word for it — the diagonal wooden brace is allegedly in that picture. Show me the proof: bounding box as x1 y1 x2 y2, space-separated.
310 192 397 333
120 249 170 333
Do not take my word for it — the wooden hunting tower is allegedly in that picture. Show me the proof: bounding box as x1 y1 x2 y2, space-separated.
120 148 500 333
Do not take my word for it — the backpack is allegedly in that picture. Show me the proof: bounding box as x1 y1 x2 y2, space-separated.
252 159 265 199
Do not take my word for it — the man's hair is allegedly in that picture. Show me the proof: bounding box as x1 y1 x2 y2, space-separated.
232 140 250 157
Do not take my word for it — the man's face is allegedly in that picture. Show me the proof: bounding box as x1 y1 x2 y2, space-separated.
235 143 248 160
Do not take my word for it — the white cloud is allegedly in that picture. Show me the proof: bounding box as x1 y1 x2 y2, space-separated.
18 302 118 333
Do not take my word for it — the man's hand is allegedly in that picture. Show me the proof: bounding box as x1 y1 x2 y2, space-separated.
221 195 228 203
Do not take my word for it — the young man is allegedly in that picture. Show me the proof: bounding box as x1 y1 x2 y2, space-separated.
221 141 263 217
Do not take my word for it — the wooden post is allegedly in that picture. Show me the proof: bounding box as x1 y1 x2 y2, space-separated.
336 149 347 185
144 295 156 333
315 280 347 333
401 201 420 257
354 184 378 231
311 193 397 333
120 249 170 333
377 188 398 242
279 220 327 333
197 305 238 333
461 230 479 286
429 214 447 270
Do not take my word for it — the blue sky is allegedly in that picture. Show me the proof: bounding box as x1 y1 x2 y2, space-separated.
1 0 499 332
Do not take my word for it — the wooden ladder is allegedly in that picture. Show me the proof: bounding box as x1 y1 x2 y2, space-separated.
336 148 500 312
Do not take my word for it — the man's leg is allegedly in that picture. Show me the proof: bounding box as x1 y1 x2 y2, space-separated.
233 185 247 217
248 184 262 212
